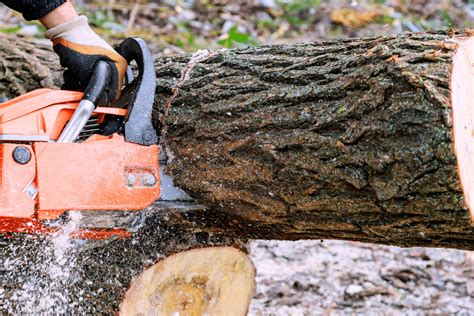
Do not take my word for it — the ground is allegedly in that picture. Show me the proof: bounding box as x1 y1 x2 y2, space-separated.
249 240 474 315
1 1 474 314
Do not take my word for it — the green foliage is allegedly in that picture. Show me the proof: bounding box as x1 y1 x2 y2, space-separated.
257 19 279 32
88 10 108 27
0 26 21 33
173 21 199 50
174 33 197 50
440 9 453 27
80 8 124 33
0 22 45 38
277 0 321 26
36 23 46 34
218 26 258 48
374 15 395 25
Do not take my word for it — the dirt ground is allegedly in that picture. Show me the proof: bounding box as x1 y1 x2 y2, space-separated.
249 240 474 314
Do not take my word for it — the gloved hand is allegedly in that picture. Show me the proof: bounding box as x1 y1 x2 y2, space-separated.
45 15 127 105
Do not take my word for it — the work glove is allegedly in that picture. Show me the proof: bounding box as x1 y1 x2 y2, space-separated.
45 15 127 105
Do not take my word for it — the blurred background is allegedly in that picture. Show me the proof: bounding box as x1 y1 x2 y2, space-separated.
1 0 474 314
1 0 474 53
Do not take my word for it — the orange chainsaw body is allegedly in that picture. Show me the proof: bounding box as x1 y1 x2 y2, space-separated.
0 89 160 239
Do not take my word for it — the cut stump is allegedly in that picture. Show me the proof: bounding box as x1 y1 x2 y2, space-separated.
119 247 255 316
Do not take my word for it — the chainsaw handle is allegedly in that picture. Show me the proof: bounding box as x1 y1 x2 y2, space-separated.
83 60 111 105
57 61 111 143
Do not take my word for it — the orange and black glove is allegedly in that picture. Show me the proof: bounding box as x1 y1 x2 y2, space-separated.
45 15 127 105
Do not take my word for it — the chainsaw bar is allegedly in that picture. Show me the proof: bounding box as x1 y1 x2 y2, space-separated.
42 155 207 232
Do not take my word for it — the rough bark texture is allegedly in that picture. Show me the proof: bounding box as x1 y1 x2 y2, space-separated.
155 30 474 250
0 31 474 251
0 35 61 98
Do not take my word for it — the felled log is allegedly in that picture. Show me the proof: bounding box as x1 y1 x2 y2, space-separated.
156 30 474 250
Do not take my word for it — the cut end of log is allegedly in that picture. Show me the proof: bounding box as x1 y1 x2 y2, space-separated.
452 37 474 222
119 247 255 316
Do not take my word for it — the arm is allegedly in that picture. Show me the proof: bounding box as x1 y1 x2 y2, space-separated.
39 1 77 28
2 0 66 21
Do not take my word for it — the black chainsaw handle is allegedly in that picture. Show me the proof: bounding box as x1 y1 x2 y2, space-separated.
115 37 158 146
82 60 111 105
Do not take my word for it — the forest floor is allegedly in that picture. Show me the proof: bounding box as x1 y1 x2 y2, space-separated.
1 0 474 314
2 0 474 52
249 240 474 315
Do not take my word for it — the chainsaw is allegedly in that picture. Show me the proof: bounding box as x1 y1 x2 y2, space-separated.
0 38 204 240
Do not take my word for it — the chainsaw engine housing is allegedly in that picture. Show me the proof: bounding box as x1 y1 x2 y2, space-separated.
0 38 160 239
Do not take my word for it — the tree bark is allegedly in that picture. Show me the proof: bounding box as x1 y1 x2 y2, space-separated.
0 35 61 98
2 30 474 314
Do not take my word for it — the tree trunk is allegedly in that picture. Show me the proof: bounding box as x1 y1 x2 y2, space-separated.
2 30 474 314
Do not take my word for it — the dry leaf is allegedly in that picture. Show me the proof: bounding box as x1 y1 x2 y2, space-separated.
330 8 379 29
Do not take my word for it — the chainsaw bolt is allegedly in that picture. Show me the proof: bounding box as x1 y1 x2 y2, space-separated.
143 131 154 144
12 146 31 165
143 174 157 187
126 174 136 186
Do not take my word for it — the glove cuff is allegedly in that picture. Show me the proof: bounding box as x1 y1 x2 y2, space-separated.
45 15 88 40
45 15 112 51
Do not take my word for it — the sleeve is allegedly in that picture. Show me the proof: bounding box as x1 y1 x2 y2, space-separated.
1 0 67 21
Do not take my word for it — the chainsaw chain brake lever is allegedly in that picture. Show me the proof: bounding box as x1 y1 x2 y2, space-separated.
115 38 158 146
57 61 111 143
